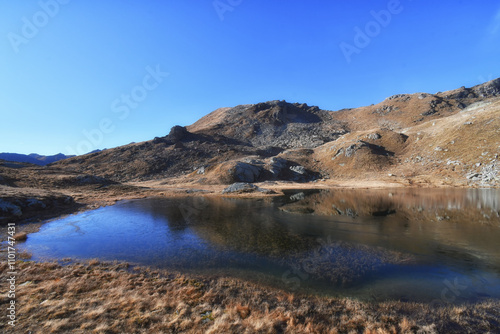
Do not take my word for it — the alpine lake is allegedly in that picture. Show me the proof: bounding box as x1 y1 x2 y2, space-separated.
19 188 500 305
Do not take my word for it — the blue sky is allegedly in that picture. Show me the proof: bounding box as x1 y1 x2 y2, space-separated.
1 0 499 155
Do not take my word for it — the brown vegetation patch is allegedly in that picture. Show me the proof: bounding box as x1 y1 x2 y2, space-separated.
1 260 498 333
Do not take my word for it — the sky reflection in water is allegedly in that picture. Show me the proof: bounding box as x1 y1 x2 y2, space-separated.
19 188 500 303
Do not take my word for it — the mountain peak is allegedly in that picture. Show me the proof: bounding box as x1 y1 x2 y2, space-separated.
187 100 342 149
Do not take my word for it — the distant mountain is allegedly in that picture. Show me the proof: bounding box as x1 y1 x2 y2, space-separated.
0 153 74 166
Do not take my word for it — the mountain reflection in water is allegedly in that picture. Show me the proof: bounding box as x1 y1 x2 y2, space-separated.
19 188 500 303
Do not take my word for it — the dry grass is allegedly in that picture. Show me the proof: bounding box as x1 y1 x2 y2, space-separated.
1 260 498 333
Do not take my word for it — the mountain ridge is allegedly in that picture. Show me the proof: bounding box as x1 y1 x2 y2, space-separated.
51 77 500 187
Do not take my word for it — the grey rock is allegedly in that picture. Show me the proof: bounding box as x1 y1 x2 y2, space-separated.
290 192 305 201
331 141 368 160
242 157 264 165
374 105 397 115
258 187 276 194
466 173 479 180
289 165 306 175
332 204 343 215
222 182 274 194
466 161 500 186
222 182 258 194
197 166 206 174
266 157 288 177
429 99 441 108
153 136 167 144
232 162 262 183
344 144 358 157
366 133 381 140
386 94 411 101
472 78 500 97
0 199 22 216
345 208 358 218
167 125 189 142
421 109 437 116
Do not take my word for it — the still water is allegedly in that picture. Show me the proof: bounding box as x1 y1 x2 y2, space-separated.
19 188 500 304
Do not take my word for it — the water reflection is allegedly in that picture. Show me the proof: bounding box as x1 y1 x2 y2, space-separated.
18 188 500 303
278 188 500 272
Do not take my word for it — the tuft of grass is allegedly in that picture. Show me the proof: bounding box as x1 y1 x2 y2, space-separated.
235 305 251 319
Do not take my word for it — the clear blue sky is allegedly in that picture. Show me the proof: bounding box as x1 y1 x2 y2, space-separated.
1 0 499 155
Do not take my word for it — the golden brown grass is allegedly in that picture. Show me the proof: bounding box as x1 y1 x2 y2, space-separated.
1 260 499 333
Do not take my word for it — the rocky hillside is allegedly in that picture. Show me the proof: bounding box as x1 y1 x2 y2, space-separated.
188 101 347 149
53 78 500 187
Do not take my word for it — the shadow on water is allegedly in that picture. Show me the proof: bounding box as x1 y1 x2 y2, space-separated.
17 188 500 303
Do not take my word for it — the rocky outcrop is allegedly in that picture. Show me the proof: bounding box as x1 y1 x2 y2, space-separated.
222 182 274 194
188 100 347 149
0 186 75 224
231 162 262 183
472 78 500 98
467 161 499 186
167 125 189 142
204 156 315 184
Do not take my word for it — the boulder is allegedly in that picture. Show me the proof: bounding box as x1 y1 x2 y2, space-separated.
267 157 288 177
222 182 258 194
231 162 262 183
289 165 306 175
366 133 381 140
167 125 189 142
222 182 275 194
290 192 305 201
